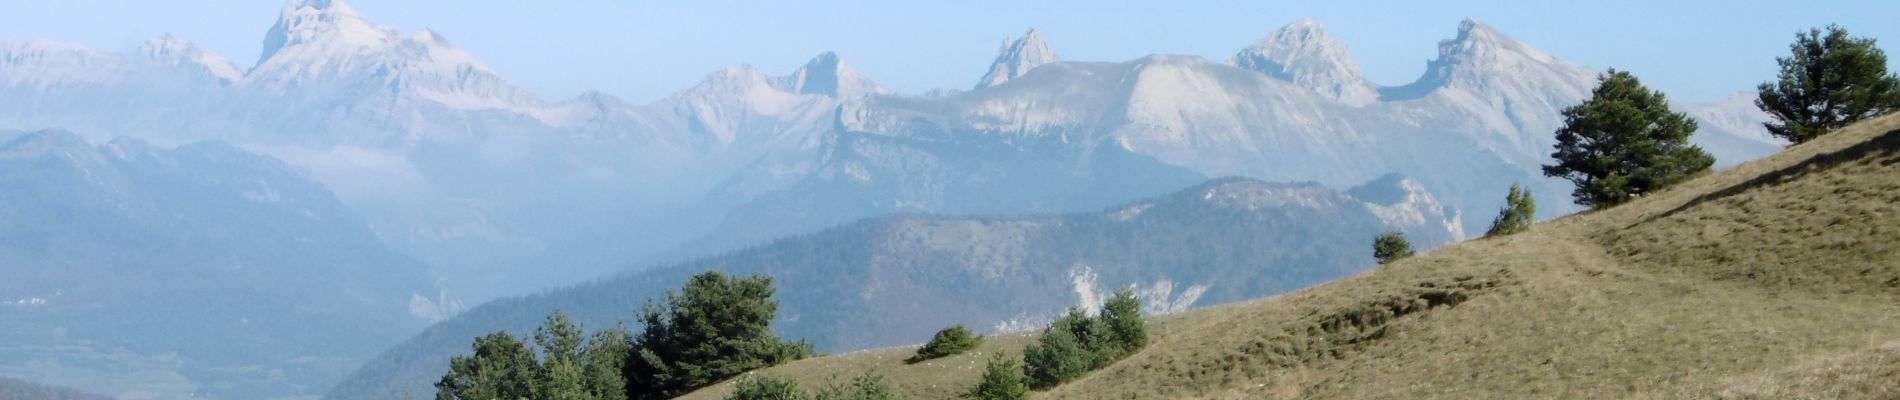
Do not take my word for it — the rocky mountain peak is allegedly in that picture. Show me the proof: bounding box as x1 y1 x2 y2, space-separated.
1232 19 1376 106
772 51 889 99
975 28 1059 89
255 0 392 69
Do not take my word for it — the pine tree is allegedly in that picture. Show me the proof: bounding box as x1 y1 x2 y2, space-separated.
1758 24 1900 144
626 271 814 400
1021 308 1092 389
1372 230 1414 265
534 311 590 399
540 357 589 400
1484 183 1536 237
584 326 633 400
1099 288 1147 357
1544 69 1713 208
536 311 586 362
435 332 537 400
967 353 1030 400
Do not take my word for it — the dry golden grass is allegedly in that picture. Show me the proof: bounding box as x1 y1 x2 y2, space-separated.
681 114 1900 399
1643 339 1900 400
676 331 1035 400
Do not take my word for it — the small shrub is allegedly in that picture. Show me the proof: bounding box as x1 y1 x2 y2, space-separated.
1373 230 1414 264
726 375 804 400
813 370 894 400
907 325 983 364
1484 183 1536 237
967 353 1030 400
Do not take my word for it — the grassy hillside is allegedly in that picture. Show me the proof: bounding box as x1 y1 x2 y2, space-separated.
681 114 1900 399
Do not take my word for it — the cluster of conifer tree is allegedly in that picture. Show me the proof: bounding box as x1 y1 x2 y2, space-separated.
955 287 1148 400
434 271 810 400
1019 287 1148 389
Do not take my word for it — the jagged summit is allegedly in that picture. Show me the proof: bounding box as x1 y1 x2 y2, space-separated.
249 0 500 82
1232 19 1377 106
254 0 391 69
241 0 556 121
1382 18 1590 101
1434 19 1563 72
658 61 842 148
975 28 1059 89
772 51 888 99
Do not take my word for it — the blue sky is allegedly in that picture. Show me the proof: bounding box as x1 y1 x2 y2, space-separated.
2 0 1893 103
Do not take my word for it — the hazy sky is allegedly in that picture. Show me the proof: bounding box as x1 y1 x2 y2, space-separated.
3 0 1893 103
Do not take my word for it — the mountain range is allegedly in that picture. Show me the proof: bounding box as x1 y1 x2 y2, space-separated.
0 1 1781 301
682 19 1782 259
